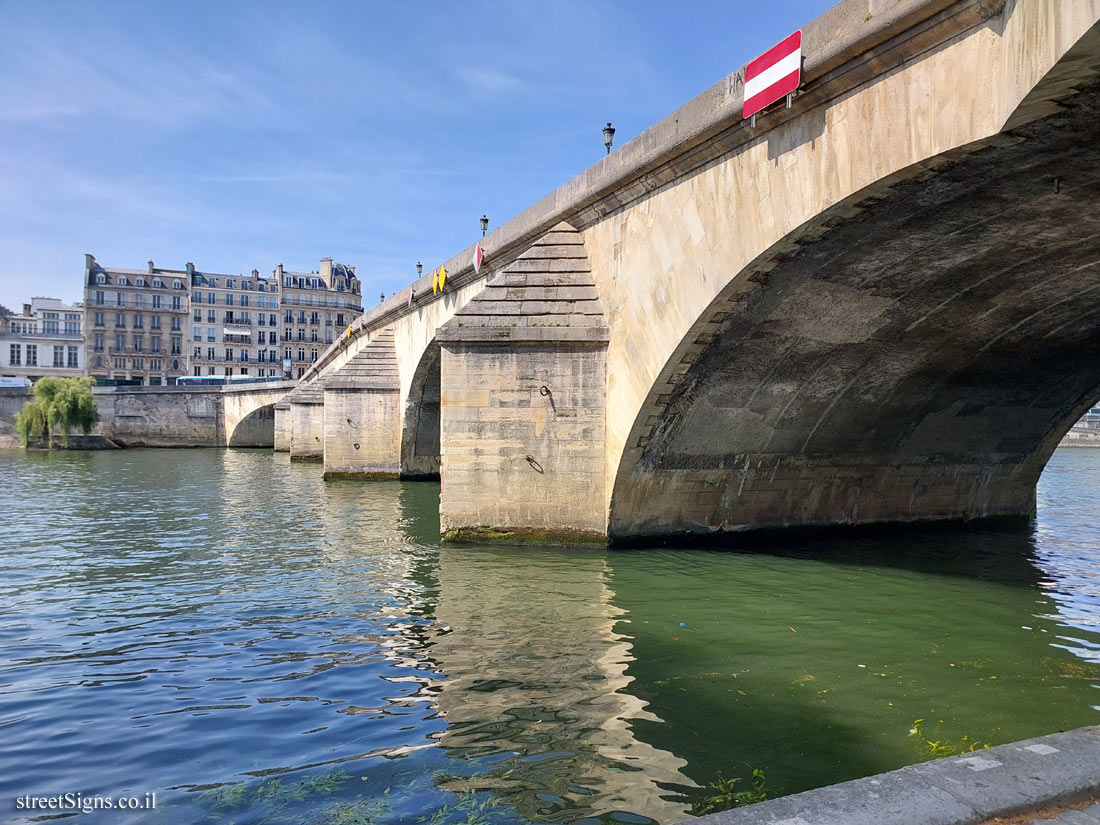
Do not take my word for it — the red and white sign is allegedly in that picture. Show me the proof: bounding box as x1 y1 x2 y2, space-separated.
471 241 484 274
743 30 802 120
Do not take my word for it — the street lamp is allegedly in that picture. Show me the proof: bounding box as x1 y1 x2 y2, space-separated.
603 122 616 155
380 292 385 304
416 261 423 277
480 215 489 236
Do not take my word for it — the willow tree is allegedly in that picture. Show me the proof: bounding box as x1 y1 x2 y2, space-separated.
15 377 99 449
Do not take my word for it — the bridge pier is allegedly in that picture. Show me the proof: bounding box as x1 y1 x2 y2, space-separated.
273 401 290 452
289 382 325 461
436 223 611 545
323 330 401 479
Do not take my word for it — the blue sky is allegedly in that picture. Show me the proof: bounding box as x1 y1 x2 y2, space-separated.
0 0 832 311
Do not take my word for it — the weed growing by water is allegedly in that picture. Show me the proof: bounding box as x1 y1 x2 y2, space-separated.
690 767 768 815
908 719 990 759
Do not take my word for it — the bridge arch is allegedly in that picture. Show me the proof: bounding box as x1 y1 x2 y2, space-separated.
229 403 276 447
400 341 441 479
607 71 1100 539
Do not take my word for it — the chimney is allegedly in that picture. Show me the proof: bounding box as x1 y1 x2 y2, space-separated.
84 253 96 272
251 268 259 279
320 257 333 283
274 263 284 280
23 303 31 317
185 262 195 277
148 259 154 274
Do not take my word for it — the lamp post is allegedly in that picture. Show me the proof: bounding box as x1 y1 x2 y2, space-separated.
603 122 616 155
380 292 385 304
416 261 423 277
480 215 489 236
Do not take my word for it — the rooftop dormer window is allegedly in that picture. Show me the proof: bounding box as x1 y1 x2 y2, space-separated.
227 279 235 289
136 277 146 287
118 277 128 286
153 278 163 288
173 279 182 289
96 274 105 284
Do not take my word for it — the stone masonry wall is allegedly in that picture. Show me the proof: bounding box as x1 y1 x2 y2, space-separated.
439 343 607 542
289 402 324 460
323 388 401 478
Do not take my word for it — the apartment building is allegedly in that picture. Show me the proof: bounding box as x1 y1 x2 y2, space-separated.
188 265 282 377
83 256 188 385
0 297 85 380
276 258 363 379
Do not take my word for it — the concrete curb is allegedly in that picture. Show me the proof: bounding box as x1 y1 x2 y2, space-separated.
684 726 1100 825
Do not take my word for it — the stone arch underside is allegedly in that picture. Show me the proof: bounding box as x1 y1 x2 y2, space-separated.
608 77 1100 540
229 403 276 447
401 341 441 479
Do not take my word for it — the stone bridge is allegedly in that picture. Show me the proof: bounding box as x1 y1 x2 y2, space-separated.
281 0 1100 545
1 382 295 448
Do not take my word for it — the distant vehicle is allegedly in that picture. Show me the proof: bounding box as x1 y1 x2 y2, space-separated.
0 376 31 388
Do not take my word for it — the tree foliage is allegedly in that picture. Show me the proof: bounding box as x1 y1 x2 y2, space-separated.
15 377 99 449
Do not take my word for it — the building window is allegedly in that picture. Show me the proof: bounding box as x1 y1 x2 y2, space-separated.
193 346 202 359
133 357 143 370
173 280 182 289
207 329 216 342
115 357 126 370
96 356 103 368
133 335 143 352
297 311 306 324
152 294 161 309
269 313 276 326
207 292 215 304
53 345 64 367
172 359 179 371
151 337 161 353
153 278 163 288
134 294 145 309
136 277 146 287
115 334 125 351
96 273 105 284
115 313 125 328
94 334 103 352
116 292 124 307
193 327 201 342
226 293 234 306
151 358 162 371
193 366 202 376
9 344 20 365
95 311 104 326
336 313 345 326
133 315 143 329
67 346 78 368
171 296 181 310
151 315 161 329
171 317 181 331
297 348 305 362
224 349 233 362
43 318 59 334
194 309 202 321
171 338 181 355
297 329 305 341
26 345 37 366
95 291 105 305
310 331 318 343
241 294 249 307
227 279 235 289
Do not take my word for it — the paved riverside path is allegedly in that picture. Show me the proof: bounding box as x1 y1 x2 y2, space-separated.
682 727 1100 825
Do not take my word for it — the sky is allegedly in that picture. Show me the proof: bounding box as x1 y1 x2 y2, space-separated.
0 0 833 312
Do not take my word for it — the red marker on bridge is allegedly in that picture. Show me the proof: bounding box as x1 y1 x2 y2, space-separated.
743 30 802 126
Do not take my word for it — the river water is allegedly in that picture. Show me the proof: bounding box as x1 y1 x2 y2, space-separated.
2 448 1099 825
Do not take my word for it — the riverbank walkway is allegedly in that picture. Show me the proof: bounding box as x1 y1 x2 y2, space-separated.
683 726 1100 825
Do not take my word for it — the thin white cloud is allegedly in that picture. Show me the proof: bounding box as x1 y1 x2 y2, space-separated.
456 66 525 97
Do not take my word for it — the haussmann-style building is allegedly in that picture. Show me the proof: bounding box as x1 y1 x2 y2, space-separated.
276 258 363 379
0 297 85 381
83 256 188 385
